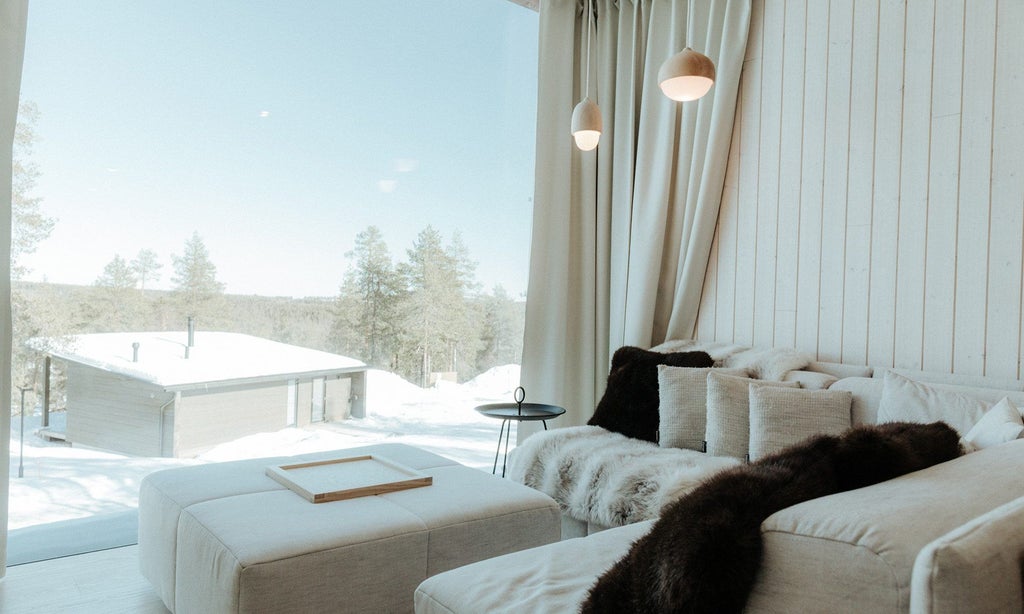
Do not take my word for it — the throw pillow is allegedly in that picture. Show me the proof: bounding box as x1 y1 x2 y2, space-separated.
782 370 839 390
960 397 1024 452
704 372 798 459
876 371 989 436
748 386 853 461
657 366 748 451
587 346 714 442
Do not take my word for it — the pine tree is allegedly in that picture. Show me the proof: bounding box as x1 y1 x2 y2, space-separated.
171 232 225 319
476 285 524 371
10 101 59 395
95 254 138 289
131 248 162 293
334 226 404 367
397 226 480 384
90 254 141 330
11 101 55 281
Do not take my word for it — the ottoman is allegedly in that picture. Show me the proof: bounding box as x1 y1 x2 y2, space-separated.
138 443 560 613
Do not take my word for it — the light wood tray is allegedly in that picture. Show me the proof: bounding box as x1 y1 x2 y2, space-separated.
266 454 432 504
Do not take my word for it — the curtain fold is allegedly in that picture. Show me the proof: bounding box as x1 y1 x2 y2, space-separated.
521 0 750 430
1 0 30 578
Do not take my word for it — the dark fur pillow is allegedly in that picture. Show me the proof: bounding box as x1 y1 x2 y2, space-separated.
581 421 963 614
587 346 714 442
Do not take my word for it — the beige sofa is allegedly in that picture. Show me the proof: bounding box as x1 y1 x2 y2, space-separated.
414 366 1024 613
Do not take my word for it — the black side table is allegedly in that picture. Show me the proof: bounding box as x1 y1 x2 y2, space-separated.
476 401 565 477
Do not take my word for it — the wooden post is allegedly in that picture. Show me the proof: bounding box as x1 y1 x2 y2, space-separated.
42 355 51 427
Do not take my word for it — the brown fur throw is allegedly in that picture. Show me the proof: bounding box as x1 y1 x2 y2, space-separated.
587 347 714 442
581 422 963 614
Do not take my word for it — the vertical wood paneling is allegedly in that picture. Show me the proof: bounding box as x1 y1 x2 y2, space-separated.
921 0 964 372
953 1 996 376
841 0 879 366
693 0 1024 378
817 0 853 362
773 0 806 349
989 0 1024 379
752 0 784 348
867 0 905 368
794 0 828 353
892 0 934 370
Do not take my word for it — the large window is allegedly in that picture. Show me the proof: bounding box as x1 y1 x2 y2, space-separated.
9 0 538 552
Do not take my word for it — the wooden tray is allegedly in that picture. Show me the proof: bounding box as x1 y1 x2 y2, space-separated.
266 454 432 503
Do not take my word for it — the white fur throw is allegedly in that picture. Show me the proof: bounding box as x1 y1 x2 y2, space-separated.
651 339 813 382
507 426 741 527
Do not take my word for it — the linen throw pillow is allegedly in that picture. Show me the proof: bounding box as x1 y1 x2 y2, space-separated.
657 366 748 451
704 372 798 459
960 397 1024 452
876 371 989 436
748 386 853 461
587 346 715 442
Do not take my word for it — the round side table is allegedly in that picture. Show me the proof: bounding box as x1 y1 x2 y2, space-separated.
475 402 565 477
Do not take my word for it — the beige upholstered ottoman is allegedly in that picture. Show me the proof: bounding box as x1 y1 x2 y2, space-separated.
138 443 560 614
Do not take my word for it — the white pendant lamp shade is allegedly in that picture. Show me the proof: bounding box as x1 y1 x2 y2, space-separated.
571 96 602 151
658 47 716 101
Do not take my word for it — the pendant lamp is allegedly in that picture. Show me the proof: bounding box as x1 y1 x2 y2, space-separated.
571 0 601 151
658 2 715 101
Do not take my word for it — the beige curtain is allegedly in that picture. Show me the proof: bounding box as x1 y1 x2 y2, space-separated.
520 0 750 429
1 0 30 577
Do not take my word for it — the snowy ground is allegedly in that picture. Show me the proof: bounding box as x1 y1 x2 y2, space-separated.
8 366 523 530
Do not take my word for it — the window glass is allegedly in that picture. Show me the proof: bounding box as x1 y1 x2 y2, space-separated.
10 0 538 547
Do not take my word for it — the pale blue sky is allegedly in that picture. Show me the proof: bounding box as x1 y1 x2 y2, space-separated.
18 0 539 298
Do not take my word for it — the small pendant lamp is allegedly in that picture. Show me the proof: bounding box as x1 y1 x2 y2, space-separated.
658 1 716 101
571 0 601 151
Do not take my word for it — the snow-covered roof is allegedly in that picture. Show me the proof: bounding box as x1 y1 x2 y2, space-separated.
41 331 366 391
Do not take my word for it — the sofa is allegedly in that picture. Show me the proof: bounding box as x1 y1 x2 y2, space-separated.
414 344 1024 613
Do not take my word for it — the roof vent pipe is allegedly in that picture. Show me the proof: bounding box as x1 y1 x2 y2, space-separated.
187 316 195 347
132 342 140 363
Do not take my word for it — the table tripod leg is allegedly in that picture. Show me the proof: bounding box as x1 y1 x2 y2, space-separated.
502 419 513 478
492 419 506 475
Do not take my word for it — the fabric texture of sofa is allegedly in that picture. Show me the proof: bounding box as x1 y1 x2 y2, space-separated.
414 346 1024 613
139 443 561 614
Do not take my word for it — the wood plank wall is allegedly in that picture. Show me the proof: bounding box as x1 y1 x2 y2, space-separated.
694 0 1024 378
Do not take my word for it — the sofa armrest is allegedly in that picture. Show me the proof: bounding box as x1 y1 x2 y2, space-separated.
910 495 1024 614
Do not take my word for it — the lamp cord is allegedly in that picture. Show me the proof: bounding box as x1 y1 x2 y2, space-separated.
584 0 592 98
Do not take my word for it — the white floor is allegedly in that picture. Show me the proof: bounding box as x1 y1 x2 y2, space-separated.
0 546 167 613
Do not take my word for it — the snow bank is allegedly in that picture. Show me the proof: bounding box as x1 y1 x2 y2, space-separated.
8 364 528 530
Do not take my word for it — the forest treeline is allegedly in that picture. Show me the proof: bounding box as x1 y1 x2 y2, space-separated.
13 226 525 398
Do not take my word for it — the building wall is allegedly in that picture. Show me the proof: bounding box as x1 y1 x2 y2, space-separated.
64 363 171 457
694 0 1024 378
175 382 288 458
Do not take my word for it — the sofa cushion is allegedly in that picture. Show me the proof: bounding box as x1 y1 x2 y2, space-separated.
587 347 713 442
877 371 989 435
656 365 747 451
704 372 798 459
415 520 653 614
746 439 1024 612
748 386 852 461
910 495 1024 614
960 397 1024 452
